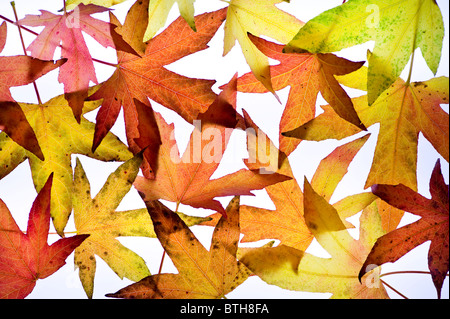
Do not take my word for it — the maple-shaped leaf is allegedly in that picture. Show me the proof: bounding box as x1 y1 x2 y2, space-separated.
0 90 132 236
203 111 375 250
288 73 449 192
360 160 449 299
134 76 290 216
223 0 304 94
144 0 196 41
240 179 389 299
19 4 124 122
72 153 209 298
106 196 251 299
285 0 445 105
0 175 88 299
237 34 365 155
88 7 225 169
0 22 66 161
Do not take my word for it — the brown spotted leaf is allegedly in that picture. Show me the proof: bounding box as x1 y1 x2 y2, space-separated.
106 197 251 299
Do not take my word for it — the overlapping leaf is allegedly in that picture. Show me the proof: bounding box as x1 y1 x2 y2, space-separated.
19 4 125 121
286 0 445 105
0 175 88 299
223 0 304 94
88 6 225 176
106 196 251 299
134 76 290 216
0 91 132 235
0 21 66 160
73 153 208 298
202 110 376 250
360 160 449 298
239 179 389 299
237 35 365 155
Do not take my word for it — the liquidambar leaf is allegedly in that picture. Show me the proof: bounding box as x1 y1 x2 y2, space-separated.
144 0 196 41
223 0 304 94
106 197 251 299
73 152 211 298
134 76 290 216
0 175 88 299
88 8 225 164
286 0 445 105
240 180 389 299
19 4 123 121
361 160 449 299
237 35 365 155
0 91 132 236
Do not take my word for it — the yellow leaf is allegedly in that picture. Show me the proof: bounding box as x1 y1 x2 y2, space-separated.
223 0 304 93
240 181 389 299
143 0 196 41
0 91 132 235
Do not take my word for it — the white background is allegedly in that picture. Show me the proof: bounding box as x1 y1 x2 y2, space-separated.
0 0 448 299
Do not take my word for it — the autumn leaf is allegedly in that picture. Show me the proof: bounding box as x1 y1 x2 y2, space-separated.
223 0 304 94
19 4 123 121
0 90 132 236
0 175 88 299
88 7 225 169
106 196 251 299
202 111 375 250
0 22 67 161
360 160 449 299
237 34 365 155
240 179 389 299
134 76 291 216
285 0 445 105
288 74 449 192
144 0 196 41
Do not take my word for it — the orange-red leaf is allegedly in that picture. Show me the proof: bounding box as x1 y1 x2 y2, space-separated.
134 76 290 215
0 22 66 160
88 8 226 168
236 34 365 155
0 175 88 299
360 160 449 298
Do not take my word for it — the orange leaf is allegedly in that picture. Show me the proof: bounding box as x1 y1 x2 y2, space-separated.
0 175 88 299
236 34 365 155
88 7 226 166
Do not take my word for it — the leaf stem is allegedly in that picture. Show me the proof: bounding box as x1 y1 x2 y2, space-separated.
381 279 409 299
381 270 449 278
406 48 416 85
10 1 42 105
158 251 166 275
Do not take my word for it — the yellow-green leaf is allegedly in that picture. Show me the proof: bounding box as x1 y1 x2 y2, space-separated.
65 0 127 10
286 0 445 105
144 0 196 41
73 153 209 298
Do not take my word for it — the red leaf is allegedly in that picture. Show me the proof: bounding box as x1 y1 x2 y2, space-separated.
0 174 88 299
360 160 449 298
